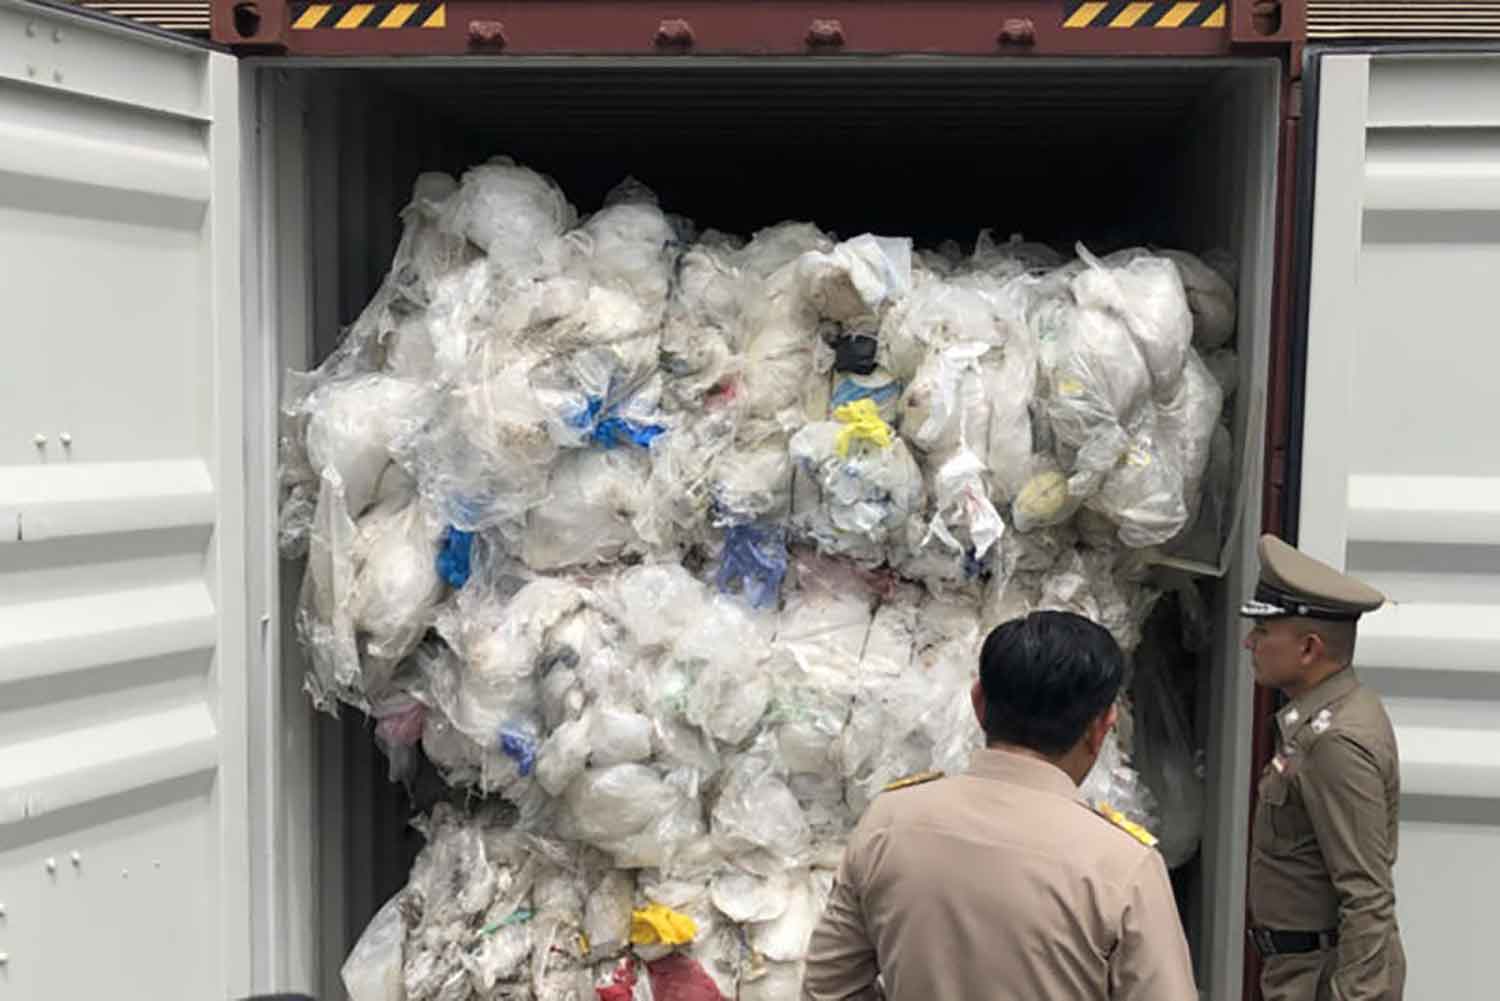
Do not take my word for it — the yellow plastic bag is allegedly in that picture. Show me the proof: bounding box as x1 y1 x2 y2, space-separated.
629 903 698 946
833 399 894 457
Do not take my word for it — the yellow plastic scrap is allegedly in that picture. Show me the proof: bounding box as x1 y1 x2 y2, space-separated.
629 904 698 946
833 399 894 457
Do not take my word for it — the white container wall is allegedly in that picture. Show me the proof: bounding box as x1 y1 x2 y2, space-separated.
1300 49 1500 1001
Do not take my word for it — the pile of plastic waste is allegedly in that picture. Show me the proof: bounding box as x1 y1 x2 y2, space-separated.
281 157 1237 1001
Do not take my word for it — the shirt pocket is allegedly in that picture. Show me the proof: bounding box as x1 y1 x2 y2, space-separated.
1261 772 1311 847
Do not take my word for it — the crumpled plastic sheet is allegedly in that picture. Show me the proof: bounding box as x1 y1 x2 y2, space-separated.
295 161 1240 1001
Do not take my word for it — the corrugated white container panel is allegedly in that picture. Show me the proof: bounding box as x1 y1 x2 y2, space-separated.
1302 49 1500 1001
0 2 250 998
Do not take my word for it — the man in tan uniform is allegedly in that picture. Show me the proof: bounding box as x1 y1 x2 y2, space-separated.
804 610 1196 1001
1243 534 1405 1001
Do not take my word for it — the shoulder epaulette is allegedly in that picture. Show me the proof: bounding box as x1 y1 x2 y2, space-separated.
1093 800 1159 848
883 770 944 793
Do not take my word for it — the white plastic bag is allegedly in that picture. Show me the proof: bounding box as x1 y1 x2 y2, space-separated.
1072 245 1193 391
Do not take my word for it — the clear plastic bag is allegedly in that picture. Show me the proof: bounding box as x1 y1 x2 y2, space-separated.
298 470 360 708
1085 418 1189 549
439 158 577 273
560 764 681 846
343 893 406 1001
1045 305 1150 498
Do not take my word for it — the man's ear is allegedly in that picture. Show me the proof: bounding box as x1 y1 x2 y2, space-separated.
1087 702 1119 755
971 680 986 730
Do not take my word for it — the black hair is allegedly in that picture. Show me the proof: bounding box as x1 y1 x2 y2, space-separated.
978 610 1125 757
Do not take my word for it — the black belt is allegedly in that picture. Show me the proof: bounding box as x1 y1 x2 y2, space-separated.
1249 928 1339 956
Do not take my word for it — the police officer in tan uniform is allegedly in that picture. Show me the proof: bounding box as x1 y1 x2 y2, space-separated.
1243 535 1405 1001
804 610 1196 1001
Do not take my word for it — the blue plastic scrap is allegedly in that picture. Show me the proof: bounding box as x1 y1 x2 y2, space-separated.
566 395 666 450
715 523 789 609
498 723 537 777
436 527 475 588
830 377 903 410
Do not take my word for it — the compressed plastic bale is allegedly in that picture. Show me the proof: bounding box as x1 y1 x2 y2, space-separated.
523 448 652 571
585 869 636 959
797 234 913 323
1160 249 1237 349
439 158 577 273
343 893 406 1001
1072 245 1193 391
301 373 430 520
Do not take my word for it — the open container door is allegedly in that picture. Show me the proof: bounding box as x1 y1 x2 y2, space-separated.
1297 48 1500 999
0 2 269 997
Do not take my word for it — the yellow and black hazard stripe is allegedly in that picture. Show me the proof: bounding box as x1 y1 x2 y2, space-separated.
1063 1 1226 29
291 2 447 30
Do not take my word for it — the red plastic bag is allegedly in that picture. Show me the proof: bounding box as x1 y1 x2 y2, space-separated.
647 954 727 1001
596 959 637 1001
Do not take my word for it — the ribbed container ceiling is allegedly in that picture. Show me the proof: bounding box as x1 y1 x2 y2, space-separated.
1309 0 1500 38
337 60 1233 243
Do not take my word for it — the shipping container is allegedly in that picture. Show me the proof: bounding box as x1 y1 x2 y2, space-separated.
1 1 1497 999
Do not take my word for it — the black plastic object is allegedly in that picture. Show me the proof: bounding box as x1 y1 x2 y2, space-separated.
832 334 879 374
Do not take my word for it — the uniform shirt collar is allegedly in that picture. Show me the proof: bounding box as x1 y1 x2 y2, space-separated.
965 746 1080 800
1278 668 1359 741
